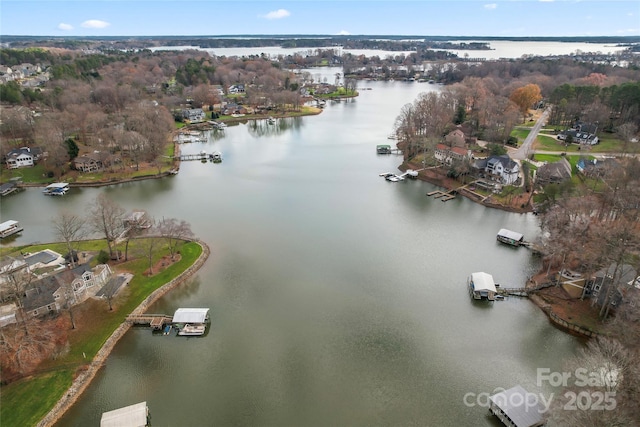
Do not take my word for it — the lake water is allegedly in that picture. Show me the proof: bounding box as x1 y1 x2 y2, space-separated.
151 40 628 59
1 70 582 426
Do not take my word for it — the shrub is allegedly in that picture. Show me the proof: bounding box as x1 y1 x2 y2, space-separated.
96 250 109 264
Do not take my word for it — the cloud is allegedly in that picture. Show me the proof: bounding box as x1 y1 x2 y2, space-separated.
81 19 111 29
539 0 554 2
58 23 73 31
262 9 291 20
337 30 350 35
484 3 497 10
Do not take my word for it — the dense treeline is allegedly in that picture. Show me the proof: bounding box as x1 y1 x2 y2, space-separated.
0 49 306 177
0 48 54 67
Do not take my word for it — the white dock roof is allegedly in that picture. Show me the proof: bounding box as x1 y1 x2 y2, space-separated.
100 401 148 427
173 308 210 323
498 228 524 241
470 272 497 293
490 385 544 427
45 182 69 189
0 220 19 232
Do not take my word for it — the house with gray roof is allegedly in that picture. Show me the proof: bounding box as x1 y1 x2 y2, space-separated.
536 157 572 185
475 155 520 185
5 147 34 169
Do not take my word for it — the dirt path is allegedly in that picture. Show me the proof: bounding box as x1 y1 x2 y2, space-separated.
36 240 210 427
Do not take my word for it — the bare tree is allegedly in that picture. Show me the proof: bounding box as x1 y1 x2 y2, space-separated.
89 194 125 260
52 211 87 268
158 217 194 260
123 212 153 261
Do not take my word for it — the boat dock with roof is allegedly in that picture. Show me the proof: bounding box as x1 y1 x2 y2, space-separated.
125 307 210 336
468 272 497 301
497 228 525 247
43 182 69 196
0 220 23 239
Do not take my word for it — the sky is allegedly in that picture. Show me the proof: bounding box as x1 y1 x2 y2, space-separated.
0 0 638 38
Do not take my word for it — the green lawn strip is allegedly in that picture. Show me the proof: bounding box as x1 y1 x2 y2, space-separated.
1 369 74 427
0 164 51 184
510 128 530 144
0 239 202 427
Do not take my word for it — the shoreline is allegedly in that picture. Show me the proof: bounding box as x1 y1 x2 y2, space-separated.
36 240 211 427
399 161 602 338
400 161 533 214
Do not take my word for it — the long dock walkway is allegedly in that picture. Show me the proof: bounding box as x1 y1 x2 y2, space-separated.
497 281 556 297
125 314 173 330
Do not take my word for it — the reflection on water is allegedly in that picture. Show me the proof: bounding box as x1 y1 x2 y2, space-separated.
247 116 304 138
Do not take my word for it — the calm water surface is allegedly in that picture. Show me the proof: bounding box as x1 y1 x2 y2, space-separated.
151 40 627 59
1 72 581 426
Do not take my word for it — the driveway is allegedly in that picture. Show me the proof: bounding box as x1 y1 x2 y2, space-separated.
512 107 551 160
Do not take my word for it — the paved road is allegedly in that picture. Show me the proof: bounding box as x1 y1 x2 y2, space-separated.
512 107 551 160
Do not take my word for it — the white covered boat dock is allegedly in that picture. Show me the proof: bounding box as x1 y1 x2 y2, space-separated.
468 272 497 301
497 228 525 247
173 307 210 336
0 220 23 239
489 385 544 427
43 182 69 196
100 401 150 427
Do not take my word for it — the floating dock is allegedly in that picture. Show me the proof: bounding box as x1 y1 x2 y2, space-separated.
427 190 456 201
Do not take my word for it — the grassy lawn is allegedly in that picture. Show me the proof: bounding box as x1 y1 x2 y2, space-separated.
511 128 530 145
1 369 74 427
0 164 52 184
0 239 203 427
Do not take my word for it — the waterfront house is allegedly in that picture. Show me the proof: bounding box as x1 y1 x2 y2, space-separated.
475 155 520 185
434 143 472 165
5 147 34 169
182 108 206 123
73 153 104 172
590 263 637 312
22 275 64 317
489 385 544 427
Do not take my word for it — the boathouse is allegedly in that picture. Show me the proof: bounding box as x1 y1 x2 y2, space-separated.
468 272 497 301
377 144 392 154
489 385 544 427
173 307 210 336
101 401 150 427
497 229 524 247
0 220 23 239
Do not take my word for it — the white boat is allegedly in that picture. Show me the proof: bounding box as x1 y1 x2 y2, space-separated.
43 182 69 196
173 308 210 336
267 117 276 124
0 220 23 238
178 324 207 336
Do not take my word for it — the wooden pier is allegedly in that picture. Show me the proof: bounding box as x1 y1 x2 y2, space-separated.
126 314 173 330
177 153 208 161
426 190 456 201
496 281 556 298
